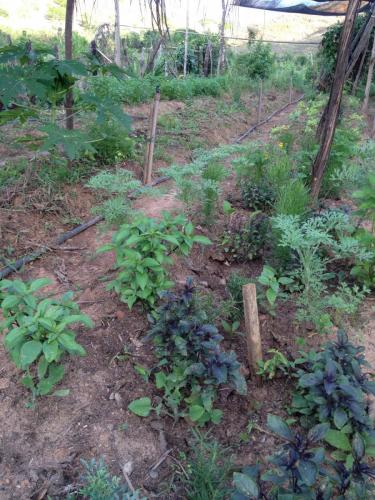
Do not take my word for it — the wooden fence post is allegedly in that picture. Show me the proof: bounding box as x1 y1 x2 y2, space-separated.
242 283 263 379
289 74 293 103
257 80 263 124
143 86 161 185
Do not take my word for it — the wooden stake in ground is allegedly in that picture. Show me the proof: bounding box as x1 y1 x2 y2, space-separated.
311 0 361 201
363 35 375 111
242 283 263 378
257 80 263 124
144 87 161 185
289 74 293 103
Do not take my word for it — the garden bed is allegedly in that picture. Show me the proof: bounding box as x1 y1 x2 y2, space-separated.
1 91 374 499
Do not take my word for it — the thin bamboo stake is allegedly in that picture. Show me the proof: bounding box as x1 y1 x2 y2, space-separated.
144 87 161 185
257 80 263 124
242 283 263 379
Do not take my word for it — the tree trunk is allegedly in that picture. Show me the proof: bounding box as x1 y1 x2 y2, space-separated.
203 40 212 77
122 38 130 67
64 0 74 131
311 0 361 201
114 0 121 66
217 0 228 75
363 35 375 111
143 37 163 75
183 0 189 77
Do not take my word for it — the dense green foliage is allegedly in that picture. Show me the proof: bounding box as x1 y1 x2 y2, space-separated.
0 278 92 403
234 42 274 80
318 15 373 88
99 213 210 309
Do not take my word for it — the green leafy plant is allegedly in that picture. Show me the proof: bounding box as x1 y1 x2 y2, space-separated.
0 278 93 403
80 458 146 499
273 178 310 216
221 319 241 337
257 265 293 313
257 349 292 380
99 213 211 309
0 44 131 162
235 144 296 213
234 42 274 80
351 229 375 288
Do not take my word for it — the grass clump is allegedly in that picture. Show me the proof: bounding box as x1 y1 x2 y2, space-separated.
182 431 233 500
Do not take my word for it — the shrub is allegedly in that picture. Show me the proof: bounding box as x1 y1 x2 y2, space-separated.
99 213 211 309
88 119 134 164
351 229 375 289
235 145 294 212
0 278 93 403
234 42 274 80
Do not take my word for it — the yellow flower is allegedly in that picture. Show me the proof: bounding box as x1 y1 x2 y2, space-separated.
278 142 284 149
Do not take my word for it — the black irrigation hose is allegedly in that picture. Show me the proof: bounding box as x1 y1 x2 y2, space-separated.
234 94 305 143
0 176 172 280
0 215 104 280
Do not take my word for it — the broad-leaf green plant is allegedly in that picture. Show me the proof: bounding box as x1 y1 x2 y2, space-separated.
0 278 93 403
99 213 211 309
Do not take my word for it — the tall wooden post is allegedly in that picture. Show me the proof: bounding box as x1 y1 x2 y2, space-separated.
64 0 74 131
311 0 361 201
144 87 161 185
257 80 263 124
